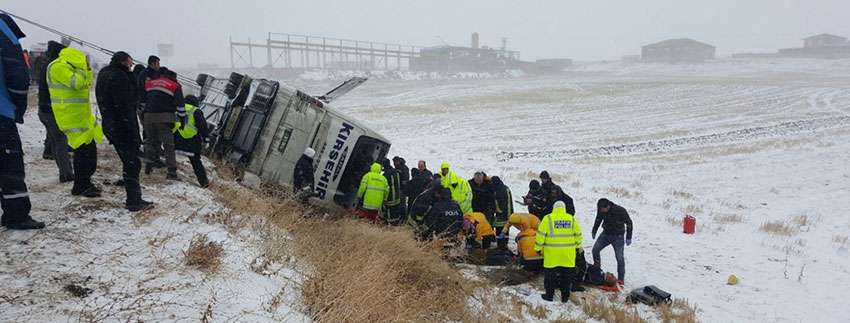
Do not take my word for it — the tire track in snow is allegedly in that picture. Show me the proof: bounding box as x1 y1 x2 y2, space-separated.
498 116 850 161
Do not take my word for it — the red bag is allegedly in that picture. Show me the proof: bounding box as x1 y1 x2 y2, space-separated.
683 215 696 234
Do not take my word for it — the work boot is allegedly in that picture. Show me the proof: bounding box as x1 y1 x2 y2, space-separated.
126 200 155 212
541 294 554 302
197 175 209 188
72 186 102 198
617 280 625 286
571 285 586 292
6 219 46 230
166 168 178 180
144 163 154 175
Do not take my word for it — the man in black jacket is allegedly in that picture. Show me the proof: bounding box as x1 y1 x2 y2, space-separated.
523 180 547 219
0 13 45 230
143 68 183 179
591 198 633 284
408 178 440 232
292 147 315 195
421 188 463 241
382 158 405 225
95 51 153 212
469 171 495 221
35 40 73 182
392 156 409 192
407 160 432 211
490 176 513 235
547 185 576 216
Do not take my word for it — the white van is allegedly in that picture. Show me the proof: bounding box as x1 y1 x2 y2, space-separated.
195 73 391 209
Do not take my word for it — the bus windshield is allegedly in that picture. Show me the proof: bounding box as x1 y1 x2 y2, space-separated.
333 136 390 208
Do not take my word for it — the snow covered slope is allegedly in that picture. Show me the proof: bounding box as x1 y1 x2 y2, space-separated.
334 58 850 322
0 108 307 322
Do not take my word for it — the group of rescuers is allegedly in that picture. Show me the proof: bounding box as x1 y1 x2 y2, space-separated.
292 151 635 304
1 14 211 231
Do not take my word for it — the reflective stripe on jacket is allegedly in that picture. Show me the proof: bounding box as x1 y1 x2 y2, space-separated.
517 228 542 261
173 103 199 139
357 163 389 210
535 206 583 268
47 47 102 149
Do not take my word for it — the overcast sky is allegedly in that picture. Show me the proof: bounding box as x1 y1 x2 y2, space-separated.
5 0 849 67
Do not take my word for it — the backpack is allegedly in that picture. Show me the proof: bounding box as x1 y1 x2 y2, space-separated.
628 285 672 306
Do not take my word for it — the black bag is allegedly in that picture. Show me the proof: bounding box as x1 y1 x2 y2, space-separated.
575 251 588 282
628 285 672 306
585 264 605 285
485 247 515 266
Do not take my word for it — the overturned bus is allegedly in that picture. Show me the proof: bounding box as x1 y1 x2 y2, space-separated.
194 73 390 209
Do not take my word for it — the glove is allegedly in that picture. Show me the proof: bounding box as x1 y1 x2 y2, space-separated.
626 239 632 246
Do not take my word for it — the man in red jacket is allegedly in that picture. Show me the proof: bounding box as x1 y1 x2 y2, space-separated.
143 68 183 179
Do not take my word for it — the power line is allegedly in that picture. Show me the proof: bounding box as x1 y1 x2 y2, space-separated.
1 9 203 89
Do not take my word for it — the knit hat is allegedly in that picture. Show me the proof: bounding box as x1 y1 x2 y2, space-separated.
304 147 316 158
553 201 566 210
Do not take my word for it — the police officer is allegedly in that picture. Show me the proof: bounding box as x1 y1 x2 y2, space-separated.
173 95 210 188
535 201 583 303
48 46 103 197
0 13 45 230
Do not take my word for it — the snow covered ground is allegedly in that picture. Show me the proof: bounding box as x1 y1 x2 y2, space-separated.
1 105 307 322
4 57 850 322
331 58 850 322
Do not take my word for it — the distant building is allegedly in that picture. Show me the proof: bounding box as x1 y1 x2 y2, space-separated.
641 38 716 63
803 34 848 48
776 33 850 59
411 45 520 73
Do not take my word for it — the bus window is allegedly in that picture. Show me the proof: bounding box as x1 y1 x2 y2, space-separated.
333 136 390 208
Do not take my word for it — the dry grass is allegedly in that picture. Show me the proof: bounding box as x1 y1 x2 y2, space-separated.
657 298 699 323
598 186 642 199
582 295 646 323
759 220 796 236
712 213 743 224
682 205 703 215
666 215 683 227
209 173 478 322
672 190 694 199
183 234 225 273
792 214 810 227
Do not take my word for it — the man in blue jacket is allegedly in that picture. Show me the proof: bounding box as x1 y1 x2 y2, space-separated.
0 14 45 230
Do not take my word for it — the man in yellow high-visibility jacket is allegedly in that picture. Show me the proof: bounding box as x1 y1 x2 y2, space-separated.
439 162 472 213
535 201 583 303
47 47 103 197
357 163 388 223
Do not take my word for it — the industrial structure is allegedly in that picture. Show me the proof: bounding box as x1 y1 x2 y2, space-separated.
229 33 422 70
641 38 716 63
228 32 531 73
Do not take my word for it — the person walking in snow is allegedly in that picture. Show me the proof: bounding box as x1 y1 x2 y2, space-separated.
0 13 45 230
95 51 154 211
35 40 74 182
173 95 211 188
591 198 633 285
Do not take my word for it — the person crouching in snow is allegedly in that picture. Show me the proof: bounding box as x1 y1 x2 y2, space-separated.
172 95 209 187
462 212 496 250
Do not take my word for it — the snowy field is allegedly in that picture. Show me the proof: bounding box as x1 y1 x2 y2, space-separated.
1 105 307 321
329 58 850 322
2 58 850 322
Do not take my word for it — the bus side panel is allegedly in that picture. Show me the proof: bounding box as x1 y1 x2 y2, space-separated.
312 117 367 205
246 88 294 184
